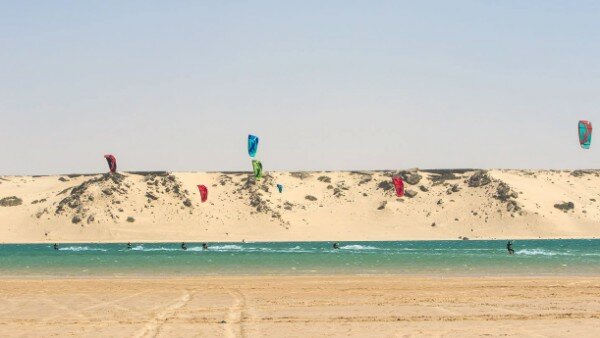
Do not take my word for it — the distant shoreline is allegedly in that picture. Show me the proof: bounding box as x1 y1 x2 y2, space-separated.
1 236 600 245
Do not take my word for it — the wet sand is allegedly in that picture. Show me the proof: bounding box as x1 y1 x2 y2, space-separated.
1 276 599 337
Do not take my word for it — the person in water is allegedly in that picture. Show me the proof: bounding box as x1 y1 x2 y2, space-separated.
333 242 340 249
181 242 187 250
507 241 514 254
202 243 208 250
127 242 132 250
53 243 59 251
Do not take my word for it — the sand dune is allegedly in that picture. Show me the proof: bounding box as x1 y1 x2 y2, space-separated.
0 169 599 243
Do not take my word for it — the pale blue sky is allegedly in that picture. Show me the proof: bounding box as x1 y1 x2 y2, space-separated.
1 1 598 175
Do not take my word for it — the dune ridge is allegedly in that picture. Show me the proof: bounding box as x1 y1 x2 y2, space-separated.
0 169 599 243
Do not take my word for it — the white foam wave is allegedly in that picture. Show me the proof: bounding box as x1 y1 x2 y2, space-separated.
210 245 244 250
340 245 378 250
515 249 570 256
58 246 107 252
141 247 179 252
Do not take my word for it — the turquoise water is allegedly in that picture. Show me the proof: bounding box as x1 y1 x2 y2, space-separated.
1 240 599 277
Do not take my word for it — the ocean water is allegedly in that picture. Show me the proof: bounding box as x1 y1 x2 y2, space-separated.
0 240 599 277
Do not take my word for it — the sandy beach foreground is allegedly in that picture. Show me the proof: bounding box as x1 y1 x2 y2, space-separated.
1 276 598 337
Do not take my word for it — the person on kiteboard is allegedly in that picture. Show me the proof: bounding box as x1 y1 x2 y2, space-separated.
507 241 514 254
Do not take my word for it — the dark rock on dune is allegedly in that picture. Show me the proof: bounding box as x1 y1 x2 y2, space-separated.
350 171 372 176
429 172 460 184
72 215 82 224
239 175 285 223
419 185 429 192
377 181 394 192
58 177 69 182
554 201 574 212
57 187 71 196
462 237 469 240
404 190 418 198
126 216 135 223
318 176 332 183
55 173 128 222
283 202 294 210
495 183 518 201
0 196 22 207
358 177 372 185
183 199 192 207
129 171 169 177
333 188 343 197
398 170 422 185
446 184 461 194
506 200 520 212
87 215 95 224
31 198 47 205
377 201 387 210
468 171 491 187
570 170 595 177
305 195 318 201
145 192 158 201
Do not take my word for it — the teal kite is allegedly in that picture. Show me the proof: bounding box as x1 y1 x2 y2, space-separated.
248 135 259 157
579 120 592 149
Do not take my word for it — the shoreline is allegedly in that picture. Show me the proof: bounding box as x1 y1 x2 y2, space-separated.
1 236 599 245
3 273 600 280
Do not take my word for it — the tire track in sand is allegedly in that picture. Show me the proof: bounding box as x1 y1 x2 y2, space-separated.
133 290 191 338
224 289 247 338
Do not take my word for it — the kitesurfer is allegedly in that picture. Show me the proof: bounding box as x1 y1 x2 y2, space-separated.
507 241 514 254
127 242 132 250
53 243 59 251
202 243 208 250
333 242 340 250
181 242 187 251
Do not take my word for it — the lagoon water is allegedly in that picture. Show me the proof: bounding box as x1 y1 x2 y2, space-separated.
1 239 599 277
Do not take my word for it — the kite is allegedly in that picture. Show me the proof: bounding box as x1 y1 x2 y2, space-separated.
252 160 263 180
197 185 208 202
392 176 404 197
104 154 117 173
248 134 259 157
579 120 592 149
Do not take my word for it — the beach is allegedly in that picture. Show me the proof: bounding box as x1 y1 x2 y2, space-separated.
1 169 599 243
1 276 599 337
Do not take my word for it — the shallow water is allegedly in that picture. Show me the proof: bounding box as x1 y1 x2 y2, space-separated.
1 240 599 277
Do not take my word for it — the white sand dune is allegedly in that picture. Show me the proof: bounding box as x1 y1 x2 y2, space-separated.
0 169 598 243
